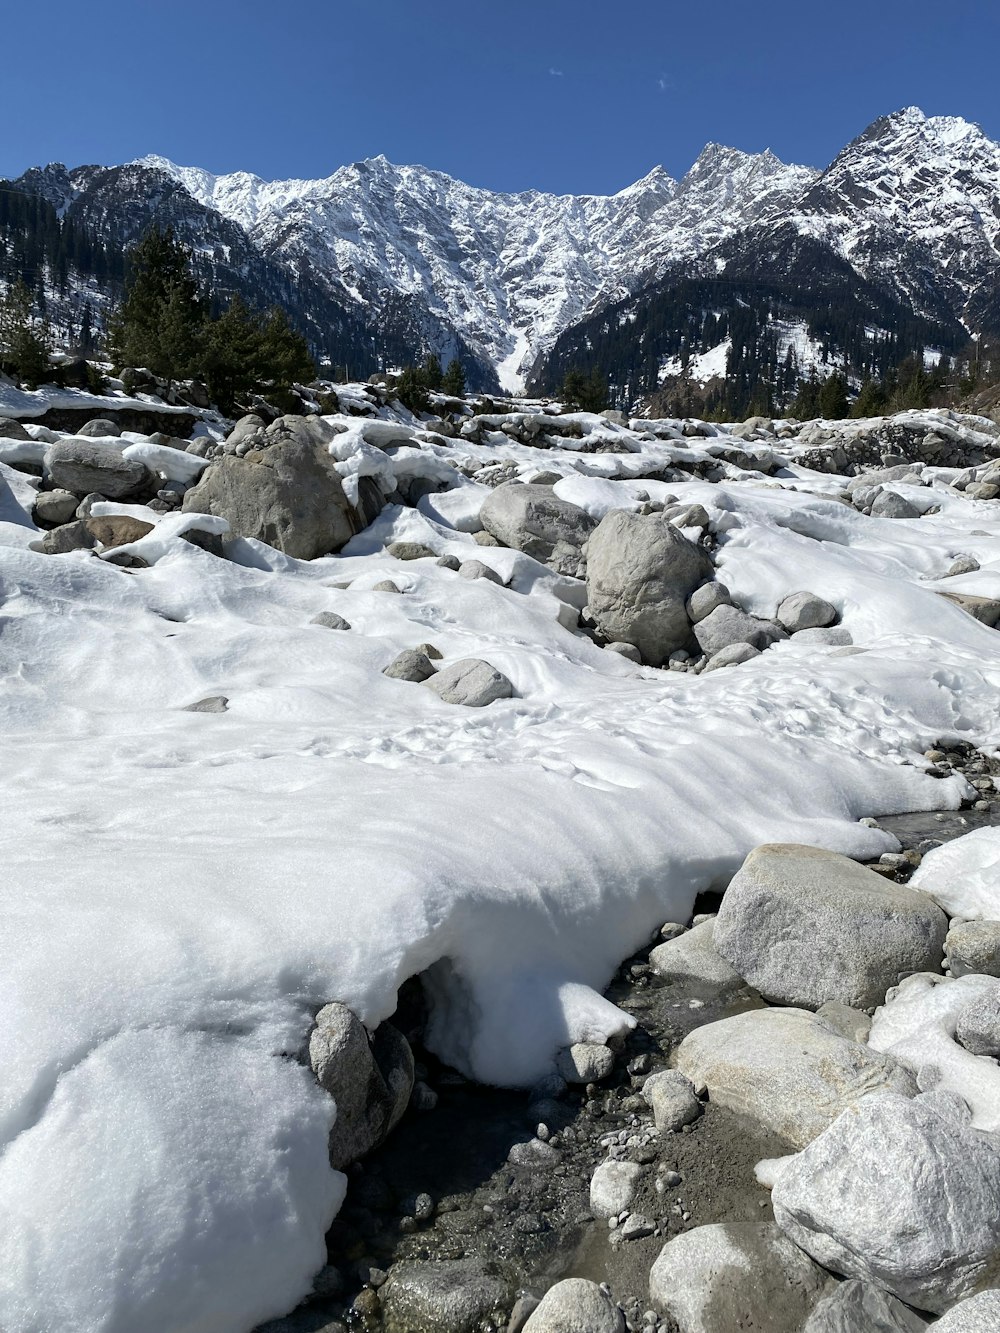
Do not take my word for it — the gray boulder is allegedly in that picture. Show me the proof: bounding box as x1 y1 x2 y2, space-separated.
946 920 1000 978
383 649 436 683
673 1006 917 1149
523 1279 624 1333
934 1291 1000 1330
693 605 786 657
47 438 152 499
589 1159 646 1219
648 919 746 990
648 1222 828 1333
424 658 513 707
713 844 948 1011
32 488 79 527
556 1042 614 1084
308 1001 414 1169
479 482 595 576
29 519 96 555
0 418 31 440
642 1069 701 1132
686 581 732 623
871 489 921 519
585 510 713 666
605 641 642 663
956 984 1000 1057
777 591 838 633
77 418 122 437
800 1279 929 1332
772 1091 1000 1313
380 1257 514 1333
182 416 359 559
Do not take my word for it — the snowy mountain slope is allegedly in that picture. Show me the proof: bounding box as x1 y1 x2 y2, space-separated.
139 148 814 389
770 108 1000 328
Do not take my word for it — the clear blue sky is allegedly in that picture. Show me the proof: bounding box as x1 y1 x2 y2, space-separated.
4 0 998 194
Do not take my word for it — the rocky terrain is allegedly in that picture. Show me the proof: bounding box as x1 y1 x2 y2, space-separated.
5 377 1000 1331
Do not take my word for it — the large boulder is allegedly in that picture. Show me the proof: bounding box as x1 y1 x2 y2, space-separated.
772 1091 1000 1313
713 845 948 1011
585 510 713 666
523 1279 624 1333
46 438 152 499
648 1222 828 1332
479 482 595 576
380 1257 514 1333
308 1002 414 1169
673 1007 917 1149
182 416 359 559
800 1279 929 1332
693 605 786 658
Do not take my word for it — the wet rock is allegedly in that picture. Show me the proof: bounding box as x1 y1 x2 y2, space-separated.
379 1257 514 1333
648 1221 827 1332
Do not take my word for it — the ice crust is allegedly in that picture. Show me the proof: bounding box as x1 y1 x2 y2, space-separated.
3 403 1000 1330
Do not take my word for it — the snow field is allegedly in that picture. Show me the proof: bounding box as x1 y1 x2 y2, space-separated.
2 405 1000 1329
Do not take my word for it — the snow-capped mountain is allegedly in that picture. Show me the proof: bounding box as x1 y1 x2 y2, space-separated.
6 107 1000 400
136 147 814 389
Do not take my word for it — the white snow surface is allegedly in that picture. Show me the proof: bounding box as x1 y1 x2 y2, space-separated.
5 401 1000 1329
910 827 1000 919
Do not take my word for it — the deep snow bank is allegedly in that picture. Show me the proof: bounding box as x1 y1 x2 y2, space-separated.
3 404 1000 1330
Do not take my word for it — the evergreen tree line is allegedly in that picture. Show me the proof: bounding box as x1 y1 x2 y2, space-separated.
390 353 467 412
106 225 316 413
533 268 969 419
0 182 124 302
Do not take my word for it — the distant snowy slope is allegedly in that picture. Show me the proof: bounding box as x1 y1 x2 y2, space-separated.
138 148 814 388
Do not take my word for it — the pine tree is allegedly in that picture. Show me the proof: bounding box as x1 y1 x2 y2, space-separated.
442 358 466 396
0 278 51 388
421 353 443 391
850 377 886 418
107 225 203 384
393 366 430 414
818 372 849 420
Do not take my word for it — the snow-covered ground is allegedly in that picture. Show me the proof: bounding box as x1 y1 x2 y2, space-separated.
3 396 1000 1330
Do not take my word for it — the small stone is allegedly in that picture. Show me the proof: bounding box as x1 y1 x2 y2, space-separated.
557 1043 615 1084
686 582 732 623
183 695 229 713
435 554 461 570
387 541 436 560
590 1160 647 1219
373 579 402 593
459 559 504 584
642 1071 701 1133
311 611 351 631
619 1214 655 1241
605 642 643 663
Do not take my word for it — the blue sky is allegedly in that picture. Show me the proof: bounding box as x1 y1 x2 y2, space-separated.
3 0 998 193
